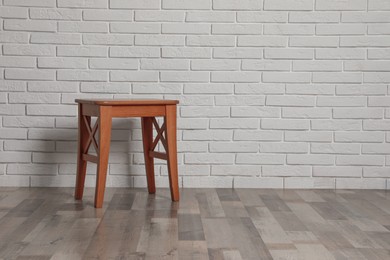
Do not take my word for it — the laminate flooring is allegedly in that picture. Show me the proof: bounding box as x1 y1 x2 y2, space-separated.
0 187 389 260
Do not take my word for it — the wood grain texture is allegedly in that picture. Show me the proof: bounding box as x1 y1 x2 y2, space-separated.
0 188 389 259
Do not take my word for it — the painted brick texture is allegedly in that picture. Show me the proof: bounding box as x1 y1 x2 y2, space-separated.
0 0 389 189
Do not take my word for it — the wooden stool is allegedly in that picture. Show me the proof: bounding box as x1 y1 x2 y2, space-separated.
74 99 180 208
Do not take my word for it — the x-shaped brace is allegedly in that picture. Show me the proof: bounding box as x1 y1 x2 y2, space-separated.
83 116 99 155
151 118 167 152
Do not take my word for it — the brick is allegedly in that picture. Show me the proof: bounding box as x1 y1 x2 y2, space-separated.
163 0 211 10
234 177 283 188
264 24 314 35
211 165 260 176
168 95 214 106
0 7 28 19
136 35 185 46
30 8 81 20
265 0 312 10
316 0 366 11
233 130 283 141
341 36 390 47
231 107 280 118
313 166 362 177
187 11 235 22
211 72 260 83
345 61 390 71
0 105 26 115
267 95 315 107
7 164 57 175
362 144 390 154
285 177 335 189
59 21 108 33
111 47 160 58
311 143 360 154
27 105 77 116
290 36 339 47
83 34 134 45
261 119 310 130
111 0 159 9
4 19 55 32
30 33 81 44
185 153 234 164
293 61 341 71
111 71 158 82
336 85 387 95
58 0 107 8
363 120 390 130
3 116 54 128
58 70 108 81
161 71 208 82
263 165 311 177
285 131 333 142
368 97 390 107
28 129 77 140
210 118 258 129
0 56 36 68
263 72 311 83
111 22 160 34
313 72 362 83
133 83 182 94
316 48 366 60
286 84 335 95
368 24 390 34
238 36 287 47
212 24 262 35
57 46 107 57
368 49 390 60
236 154 285 165
0 152 31 163
0 128 27 139
9 93 60 104
289 12 339 23
237 11 287 23
287 154 334 165
183 176 233 188
282 108 331 119
163 23 210 34
181 107 229 117
364 72 390 83
337 155 384 166
265 48 313 59
191 60 238 71
38 57 87 69
235 83 284 94
316 24 366 35
3 44 55 56
335 132 384 143
0 176 30 187
187 35 235 47
213 48 262 59
333 108 383 119
4 140 55 152
28 81 78 93
4 0 55 7
213 0 262 10
136 10 184 22
311 120 361 131
89 58 138 70
363 167 390 178
210 142 258 153
214 96 265 106
242 60 290 71
83 10 133 21
260 143 308 153
162 47 211 58
369 0 390 10
342 12 390 23
5 69 55 81
317 97 366 107
184 83 233 94
0 32 28 43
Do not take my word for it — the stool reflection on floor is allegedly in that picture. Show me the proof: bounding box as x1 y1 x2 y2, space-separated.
74 99 180 208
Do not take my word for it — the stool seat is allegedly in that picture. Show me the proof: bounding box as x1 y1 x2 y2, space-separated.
74 98 180 208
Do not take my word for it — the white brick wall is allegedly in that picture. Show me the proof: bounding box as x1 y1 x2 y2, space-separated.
0 0 389 189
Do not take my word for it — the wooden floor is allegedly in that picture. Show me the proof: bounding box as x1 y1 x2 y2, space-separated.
0 188 389 260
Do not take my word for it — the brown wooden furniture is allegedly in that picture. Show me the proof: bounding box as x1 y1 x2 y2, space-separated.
74 99 180 208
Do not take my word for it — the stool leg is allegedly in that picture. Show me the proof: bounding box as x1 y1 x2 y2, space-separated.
165 105 179 201
141 117 156 194
75 104 90 200
94 106 112 208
